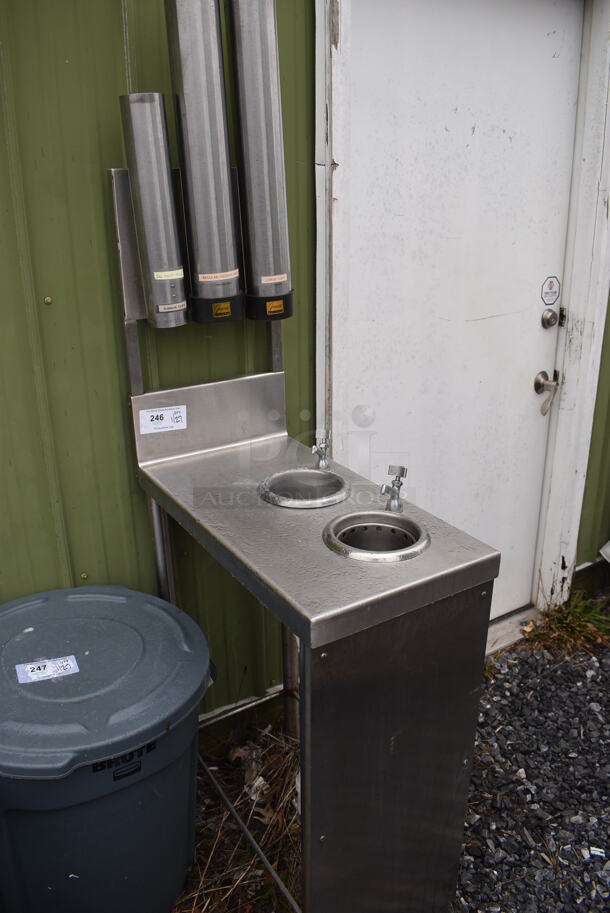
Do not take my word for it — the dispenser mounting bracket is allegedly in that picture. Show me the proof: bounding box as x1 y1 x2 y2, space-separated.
109 168 147 325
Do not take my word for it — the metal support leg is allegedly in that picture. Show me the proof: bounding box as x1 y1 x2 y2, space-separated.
299 585 493 913
282 627 300 739
149 498 177 606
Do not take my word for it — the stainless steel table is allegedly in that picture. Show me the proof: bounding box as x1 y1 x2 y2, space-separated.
110 164 500 912
131 371 500 913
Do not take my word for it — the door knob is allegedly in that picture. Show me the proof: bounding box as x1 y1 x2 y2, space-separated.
534 370 559 416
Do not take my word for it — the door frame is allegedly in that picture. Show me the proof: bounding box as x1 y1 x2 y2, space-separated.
315 0 610 611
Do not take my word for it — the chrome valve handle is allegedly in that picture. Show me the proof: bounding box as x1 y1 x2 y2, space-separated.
312 431 331 470
380 465 407 513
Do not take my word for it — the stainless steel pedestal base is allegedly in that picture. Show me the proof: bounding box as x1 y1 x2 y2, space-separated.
300 585 492 913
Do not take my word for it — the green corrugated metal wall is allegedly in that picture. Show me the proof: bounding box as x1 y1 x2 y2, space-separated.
0 0 315 711
577 299 610 565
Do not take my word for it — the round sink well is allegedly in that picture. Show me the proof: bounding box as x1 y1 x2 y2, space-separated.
323 511 430 562
258 468 350 509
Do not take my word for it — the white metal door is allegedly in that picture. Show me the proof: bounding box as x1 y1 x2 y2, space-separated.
327 0 585 617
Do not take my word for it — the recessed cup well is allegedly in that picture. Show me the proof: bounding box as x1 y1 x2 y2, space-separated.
323 511 430 562
258 468 350 509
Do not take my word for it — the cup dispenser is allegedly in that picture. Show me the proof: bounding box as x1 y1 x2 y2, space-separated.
165 0 244 324
120 93 188 330
230 0 294 321
117 0 295 333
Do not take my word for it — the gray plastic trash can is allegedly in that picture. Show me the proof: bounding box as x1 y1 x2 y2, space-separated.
0 586 211 913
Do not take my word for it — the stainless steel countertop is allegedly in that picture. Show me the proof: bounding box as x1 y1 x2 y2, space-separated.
133 374 500 647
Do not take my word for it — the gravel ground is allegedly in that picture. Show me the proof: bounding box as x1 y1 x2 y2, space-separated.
175 639 608 912
450 645 609 913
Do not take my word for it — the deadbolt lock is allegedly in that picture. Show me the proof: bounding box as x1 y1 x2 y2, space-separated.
541 308 558 329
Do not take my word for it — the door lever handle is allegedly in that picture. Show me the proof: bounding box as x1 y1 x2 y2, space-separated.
534 370 559 416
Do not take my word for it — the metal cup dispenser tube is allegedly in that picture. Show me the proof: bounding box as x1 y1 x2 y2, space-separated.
230 0 294 321
165 0 244 324
120 93 188 329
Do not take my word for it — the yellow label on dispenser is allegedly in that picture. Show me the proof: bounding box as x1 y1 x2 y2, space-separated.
266 299 284 316
212 301 232 318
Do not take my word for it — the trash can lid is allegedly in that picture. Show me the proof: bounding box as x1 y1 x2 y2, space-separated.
0 586 211 780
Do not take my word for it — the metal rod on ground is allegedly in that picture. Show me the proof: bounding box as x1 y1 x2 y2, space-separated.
199 754 302 913
266 321 300 740
198 685 283 730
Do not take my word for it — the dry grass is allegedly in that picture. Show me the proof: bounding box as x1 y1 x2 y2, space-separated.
523 588 609 655
173 725 301 913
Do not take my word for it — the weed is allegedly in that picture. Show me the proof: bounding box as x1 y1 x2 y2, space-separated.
524 589 609 655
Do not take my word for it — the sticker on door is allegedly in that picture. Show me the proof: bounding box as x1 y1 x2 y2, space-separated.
541 276 561 305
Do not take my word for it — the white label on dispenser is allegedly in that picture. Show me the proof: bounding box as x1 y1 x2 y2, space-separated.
16 655 79 684
153 268 184 280
139 405 187 435
261 273 288 284
198 268 239 282
157 301 187 313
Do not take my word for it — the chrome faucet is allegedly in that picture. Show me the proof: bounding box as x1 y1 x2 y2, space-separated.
312 431 331 470
381 465 407 512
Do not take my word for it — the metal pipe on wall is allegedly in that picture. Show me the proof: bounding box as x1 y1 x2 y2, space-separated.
230 0 294 321
119 93 188 330
266 321 300 739
165 0 244 325
109 167 179 609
